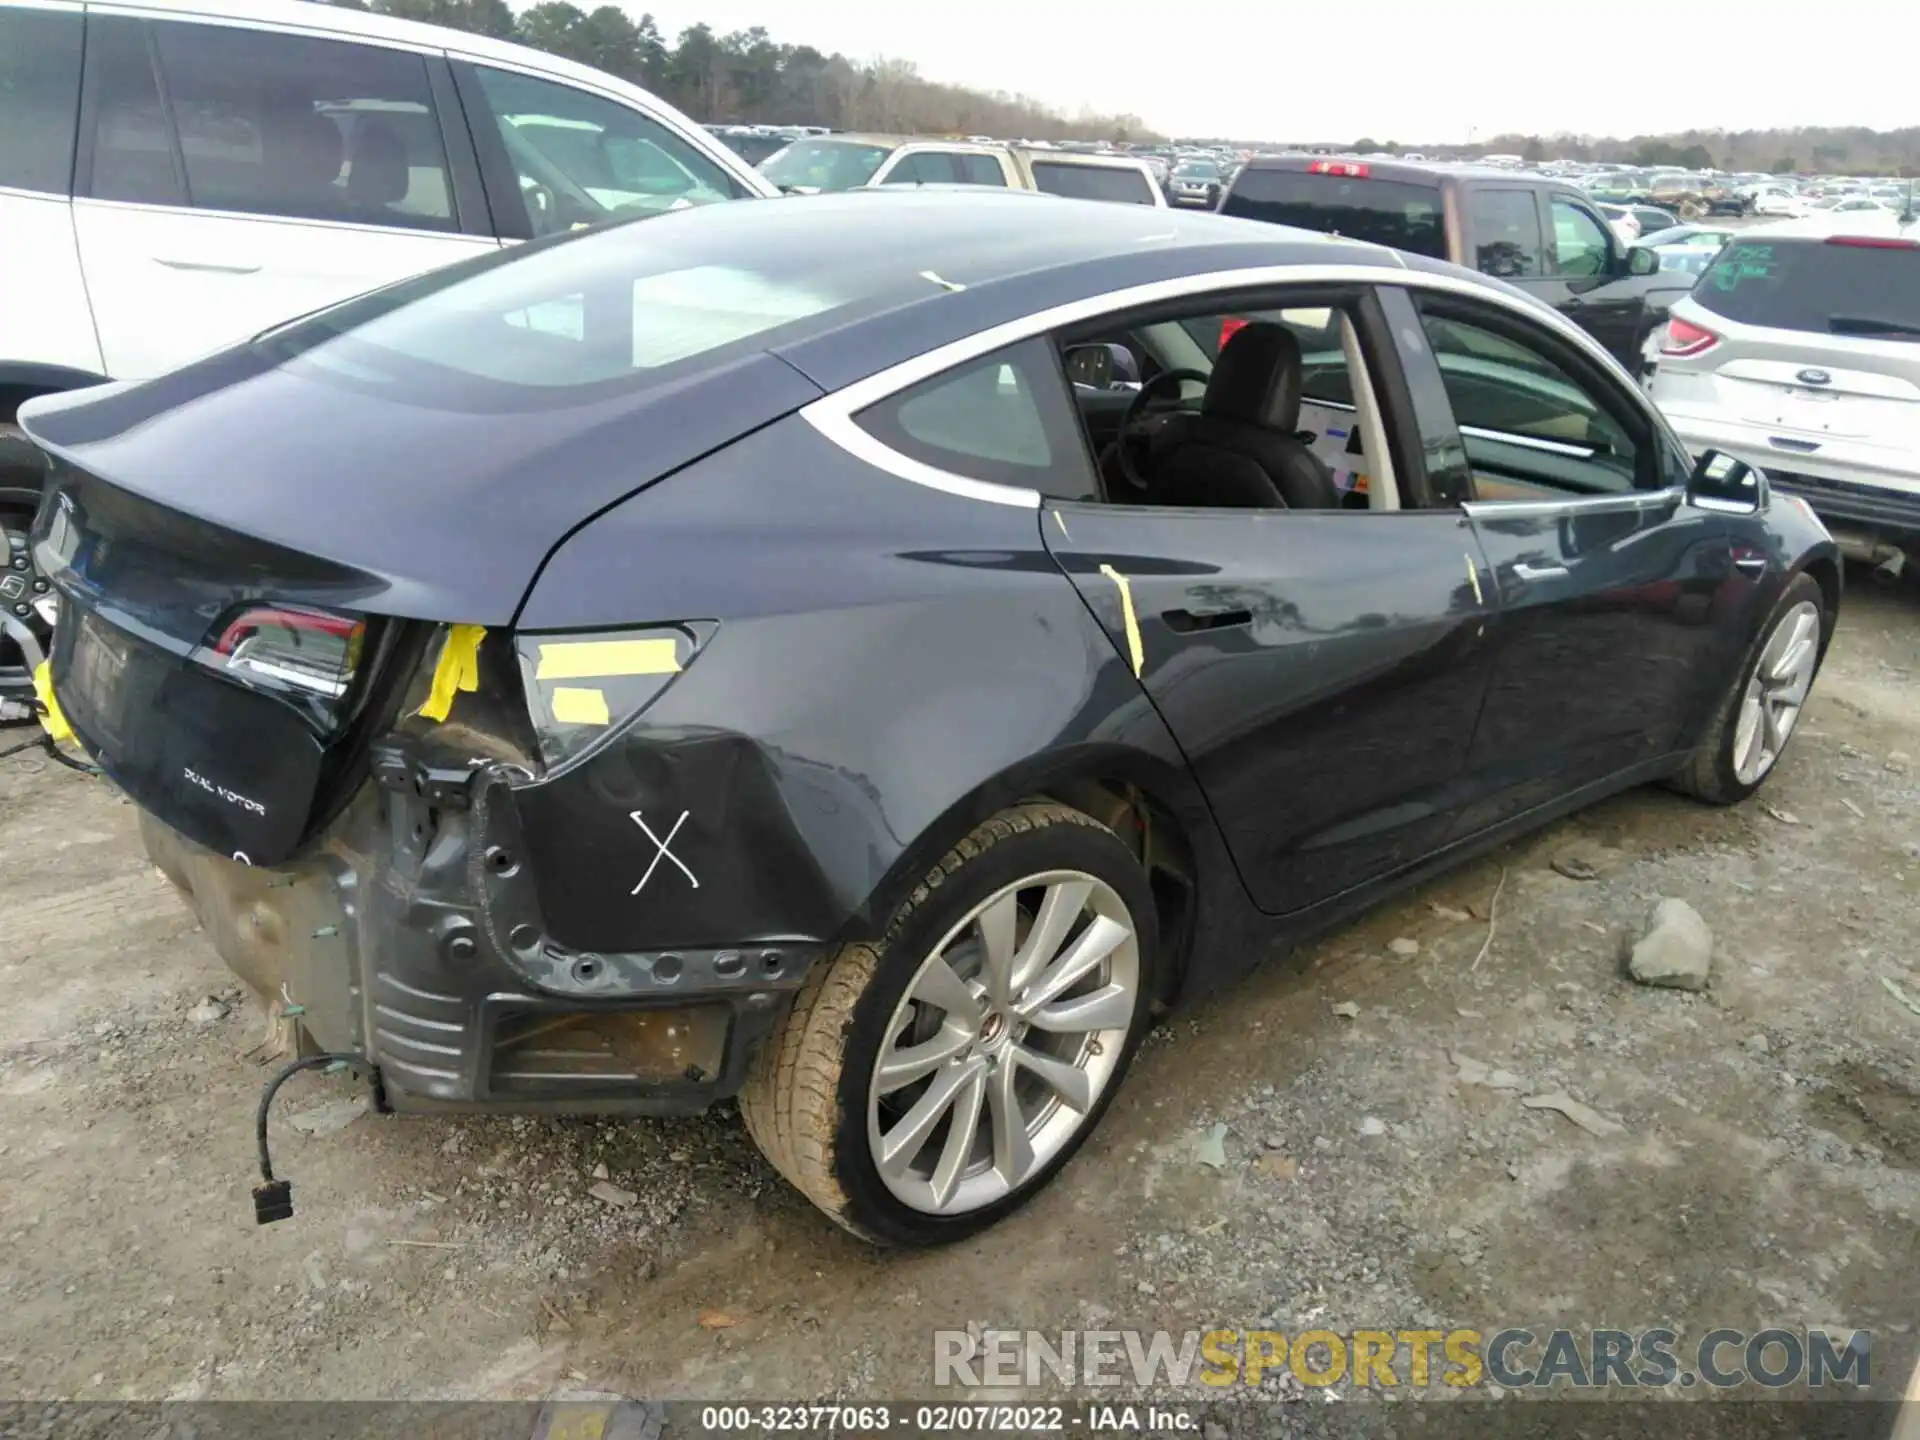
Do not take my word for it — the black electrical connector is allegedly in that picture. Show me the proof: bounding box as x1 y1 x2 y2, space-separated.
253 1052 385 1226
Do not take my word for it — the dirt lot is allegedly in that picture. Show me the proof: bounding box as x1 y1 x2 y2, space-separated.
1 579 1916 1409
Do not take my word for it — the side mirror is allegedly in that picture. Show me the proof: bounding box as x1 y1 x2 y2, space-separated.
1687 448 1769 514
1062 342 1142 390
1628 245 1662 276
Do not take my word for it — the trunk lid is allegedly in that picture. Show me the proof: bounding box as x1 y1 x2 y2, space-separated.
19 344 822 627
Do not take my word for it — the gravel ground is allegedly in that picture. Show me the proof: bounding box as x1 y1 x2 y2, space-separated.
0 577 1915 1414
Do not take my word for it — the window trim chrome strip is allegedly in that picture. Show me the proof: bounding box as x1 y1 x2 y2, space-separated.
1458 423 1598 458
1460 485 1687 521
798 260 1646 507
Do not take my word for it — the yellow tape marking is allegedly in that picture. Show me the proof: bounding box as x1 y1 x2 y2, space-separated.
418 624 485 722
549 686 611 726
32 662 73 745
1098 564 1145 678
535 637 680 681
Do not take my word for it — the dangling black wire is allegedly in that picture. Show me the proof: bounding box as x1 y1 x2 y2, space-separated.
253 1053 385 1225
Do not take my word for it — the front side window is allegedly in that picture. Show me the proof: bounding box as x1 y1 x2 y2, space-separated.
854 338 1095 500
955 153 1007 187
1469 190 1544 279
148 21 458 231
758 138 890 192
0 6 84 195
1551 199 1612 279
471 65 738 236
1418 302 1641 496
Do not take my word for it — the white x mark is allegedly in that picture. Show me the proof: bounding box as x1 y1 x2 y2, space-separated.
630 808 699 896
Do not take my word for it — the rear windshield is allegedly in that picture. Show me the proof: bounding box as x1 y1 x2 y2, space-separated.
254 213 914 400
1030 161 1155 205
1221 169 1446 258
1692 237 1920 338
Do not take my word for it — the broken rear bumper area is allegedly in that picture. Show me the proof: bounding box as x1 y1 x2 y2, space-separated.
140 747 825 1115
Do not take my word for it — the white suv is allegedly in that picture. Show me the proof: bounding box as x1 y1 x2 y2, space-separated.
1648 211 1920 564
0 0 774 712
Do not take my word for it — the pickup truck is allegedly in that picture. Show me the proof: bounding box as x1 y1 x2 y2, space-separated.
758 134 1167 206
1219 157 1691 373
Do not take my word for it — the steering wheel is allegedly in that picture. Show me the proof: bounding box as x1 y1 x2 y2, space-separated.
1113 368 1209 492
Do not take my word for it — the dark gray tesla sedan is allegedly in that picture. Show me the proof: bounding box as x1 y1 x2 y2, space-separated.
19 191 1838 1246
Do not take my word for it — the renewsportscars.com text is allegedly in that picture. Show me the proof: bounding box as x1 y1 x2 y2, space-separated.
933 1327 1873 1391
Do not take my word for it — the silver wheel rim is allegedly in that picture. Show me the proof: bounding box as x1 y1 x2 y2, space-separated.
866 869 1140 1216
1732 600 1820 786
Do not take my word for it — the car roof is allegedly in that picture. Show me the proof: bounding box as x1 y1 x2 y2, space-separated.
1738 210 1920 241
1238 156 1567 186
541 189 1417 391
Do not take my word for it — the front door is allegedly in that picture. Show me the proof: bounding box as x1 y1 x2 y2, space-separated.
72 16 496 381
1404 292 1736 831
1545 195 1647 367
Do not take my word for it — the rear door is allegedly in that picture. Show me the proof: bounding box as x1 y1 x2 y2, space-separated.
1398 288 1738 827
0 2 100 380
71 15 497 381
1040 287 1501 915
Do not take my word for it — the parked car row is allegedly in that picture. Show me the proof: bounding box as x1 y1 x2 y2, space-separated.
752 134 1166 207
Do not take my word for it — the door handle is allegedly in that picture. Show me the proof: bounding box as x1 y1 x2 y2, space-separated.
1512 561 1570 581
1733 555 1769 576
1162 606 1252 633
154 256 262 275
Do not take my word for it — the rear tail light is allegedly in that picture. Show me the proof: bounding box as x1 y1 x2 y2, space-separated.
1825 235 1920 248
513 623 715 769
1660 316 1721 358
1309 160 1369 177
205 604 366 722
1219 316 1251 349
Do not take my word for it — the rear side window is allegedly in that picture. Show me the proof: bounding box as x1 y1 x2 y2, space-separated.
146 21 457 231
1692 238 1920 338
1031 162 1155 205
0 5 83 195
854 338 1097 500
1469 190 1543 278
1221 168 1445 259
86 16 182 207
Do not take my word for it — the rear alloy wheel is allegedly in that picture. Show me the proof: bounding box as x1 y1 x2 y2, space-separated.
740 803 1156 1246
1 442 57 724
1671 572 1829 804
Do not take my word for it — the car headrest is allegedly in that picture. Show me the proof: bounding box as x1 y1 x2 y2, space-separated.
263 109 343 189
347 120 409 206
1203 322 1304 432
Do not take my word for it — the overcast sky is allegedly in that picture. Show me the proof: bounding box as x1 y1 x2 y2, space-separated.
627 0 1915 141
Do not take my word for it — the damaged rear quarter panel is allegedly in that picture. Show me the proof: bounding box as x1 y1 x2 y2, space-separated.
511 416 1236 957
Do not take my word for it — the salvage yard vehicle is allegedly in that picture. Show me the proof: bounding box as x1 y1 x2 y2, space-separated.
759 134 1165 206
1216 157 1688 375
1650 210 1920 564
0 0 772 716
21 191 1840 1246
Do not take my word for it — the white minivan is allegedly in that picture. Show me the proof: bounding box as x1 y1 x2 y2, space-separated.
0 0 775 712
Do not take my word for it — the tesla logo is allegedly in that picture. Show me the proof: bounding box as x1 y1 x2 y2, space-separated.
1797 368 1832 386
0 574 22 601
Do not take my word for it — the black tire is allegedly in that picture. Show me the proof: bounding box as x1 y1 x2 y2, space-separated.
1 424 52 723
1670 571 1830 804
740 802 1158 1246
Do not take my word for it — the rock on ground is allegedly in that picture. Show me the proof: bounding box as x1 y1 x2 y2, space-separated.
1627 897 1714 991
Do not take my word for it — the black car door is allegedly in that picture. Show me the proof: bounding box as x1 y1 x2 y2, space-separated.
1391 288 1740 833
1544 193 1648 367
1043 287 1500 915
